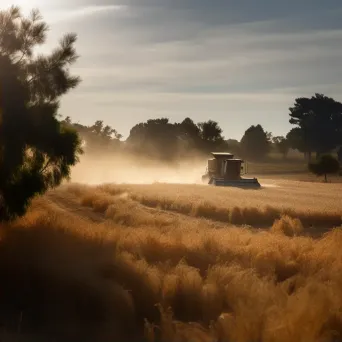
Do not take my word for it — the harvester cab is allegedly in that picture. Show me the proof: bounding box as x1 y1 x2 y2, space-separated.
201 152 261 188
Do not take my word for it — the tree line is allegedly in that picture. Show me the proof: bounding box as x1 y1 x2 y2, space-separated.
0 6 341 222
62 93 342 164
62 117 229 160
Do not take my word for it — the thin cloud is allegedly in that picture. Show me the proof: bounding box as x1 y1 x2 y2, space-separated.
47 5 126 24
49 0 342 140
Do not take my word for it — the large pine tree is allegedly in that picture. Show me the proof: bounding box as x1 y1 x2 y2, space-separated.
0 6 83 221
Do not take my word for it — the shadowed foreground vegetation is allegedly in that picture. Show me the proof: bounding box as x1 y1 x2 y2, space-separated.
0 181 342 341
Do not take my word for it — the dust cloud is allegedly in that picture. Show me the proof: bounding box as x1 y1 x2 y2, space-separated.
69 151 277 188
261 183 280 188
69 152 208 185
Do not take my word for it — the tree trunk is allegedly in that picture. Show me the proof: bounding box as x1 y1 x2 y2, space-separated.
338 146 342 163
324 173 327 182
304 151 312 162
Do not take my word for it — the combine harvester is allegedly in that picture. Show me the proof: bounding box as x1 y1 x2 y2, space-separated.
201 152 261 189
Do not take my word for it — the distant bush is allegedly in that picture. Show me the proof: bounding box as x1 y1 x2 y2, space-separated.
308 155 340 182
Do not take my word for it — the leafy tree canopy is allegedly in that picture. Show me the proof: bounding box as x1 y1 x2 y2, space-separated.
240 124 270 160
126 118 180 160
0 6 82 221
125 118 226 159
272 136 290 158
197 120 226 152
198 120 224 143
176 117 201 146
90 120 122 140
289 93 342 155
178 117 201 139
61 117 123 153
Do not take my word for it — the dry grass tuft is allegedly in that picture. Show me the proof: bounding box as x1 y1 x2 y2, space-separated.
271 215 304 237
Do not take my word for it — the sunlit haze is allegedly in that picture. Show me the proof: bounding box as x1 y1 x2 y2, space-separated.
3 0 342 140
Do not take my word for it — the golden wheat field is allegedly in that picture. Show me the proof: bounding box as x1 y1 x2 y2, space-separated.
0 178 342 342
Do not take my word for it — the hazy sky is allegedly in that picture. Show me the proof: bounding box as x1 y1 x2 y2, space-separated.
9 0 342 140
